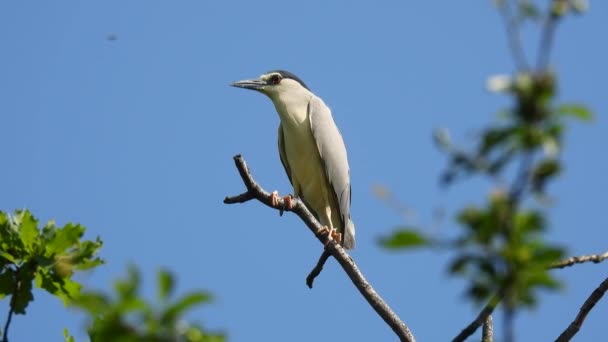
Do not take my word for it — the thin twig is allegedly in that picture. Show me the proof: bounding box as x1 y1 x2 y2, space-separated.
550 251 608 269
555 275 608 342
224 155 416 342
500 0 530 71
3 268 19 342
452 292 502 342
2 305 13 342
482 315 493 342
537 9 559 70
306 250 331 288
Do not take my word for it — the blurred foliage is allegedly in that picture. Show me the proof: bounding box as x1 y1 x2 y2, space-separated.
0 209 103 340
1 210 223 341
379 229 430 250
380 0 593 322
69 266 224 342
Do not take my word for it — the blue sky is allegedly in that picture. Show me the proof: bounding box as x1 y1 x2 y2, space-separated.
1 1 607 341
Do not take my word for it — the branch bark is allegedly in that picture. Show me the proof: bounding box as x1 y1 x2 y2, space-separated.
550 251 608 269
306 250 331 288
555 275 608 342
482 315 493 342
224 154 416 342
452 291 502 342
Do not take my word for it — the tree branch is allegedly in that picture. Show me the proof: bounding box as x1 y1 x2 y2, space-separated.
452 291 502 342
3 267 19 342
537 3 561 71
224 154 416 342
550 251 608 269
2 304 13 342
555 275 608 342
482 315 493 342
306 250 331 289
499 0 530 71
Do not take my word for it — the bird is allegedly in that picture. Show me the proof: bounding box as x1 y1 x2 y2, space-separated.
231 70 355 249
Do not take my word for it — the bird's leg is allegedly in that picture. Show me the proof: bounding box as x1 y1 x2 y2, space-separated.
319 206 342 246
319 226 342 246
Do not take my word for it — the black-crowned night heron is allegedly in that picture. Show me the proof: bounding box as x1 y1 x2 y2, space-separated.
231 70 355 249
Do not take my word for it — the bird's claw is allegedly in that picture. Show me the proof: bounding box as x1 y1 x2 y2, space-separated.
319 226 342 247
271 191 294 216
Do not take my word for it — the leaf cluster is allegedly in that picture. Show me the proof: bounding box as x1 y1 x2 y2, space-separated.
69 266 224 342
0 210 103 317
438 71 590 191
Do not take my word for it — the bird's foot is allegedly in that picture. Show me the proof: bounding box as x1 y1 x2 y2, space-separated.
271 191 294 216
319 226 342 246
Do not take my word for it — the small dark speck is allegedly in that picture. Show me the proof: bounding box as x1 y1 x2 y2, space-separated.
106 33 118 41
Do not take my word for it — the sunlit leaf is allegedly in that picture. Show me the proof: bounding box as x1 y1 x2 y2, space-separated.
44 223 85 257
18 211 39 253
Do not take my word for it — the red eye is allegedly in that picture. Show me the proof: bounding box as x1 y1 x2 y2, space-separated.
270 74 281 85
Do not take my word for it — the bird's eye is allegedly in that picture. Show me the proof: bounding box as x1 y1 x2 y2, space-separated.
270 74 282 85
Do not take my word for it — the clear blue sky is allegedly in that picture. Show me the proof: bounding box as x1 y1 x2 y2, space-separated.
1 1 607 341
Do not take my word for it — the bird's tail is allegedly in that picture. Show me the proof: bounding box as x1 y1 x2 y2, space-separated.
342 219 355 249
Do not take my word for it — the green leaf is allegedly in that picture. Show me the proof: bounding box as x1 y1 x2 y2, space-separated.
44 223 85 257
556 104 593 121
379 229 429 250
514 211 546 234
533 245 565 265
468 281 491 302
35 268 82 305
158 269 174 301
18 211 40 253
479 127 515 155
162 291 212 324
70 292 110 315
531 159 561 193
114 265 140 301
0 250 16 264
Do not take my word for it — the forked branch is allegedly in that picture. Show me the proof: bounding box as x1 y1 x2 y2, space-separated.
224 154 415 342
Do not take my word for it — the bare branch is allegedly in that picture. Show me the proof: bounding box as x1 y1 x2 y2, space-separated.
499 0 530 71
482 315 493 342
306 250 331 288
550 251 608 269
224 154 416 342
556 275 608 342
452 292 502 342
537 3 561 71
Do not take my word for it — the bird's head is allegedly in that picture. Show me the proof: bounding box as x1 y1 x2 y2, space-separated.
231 70 311 100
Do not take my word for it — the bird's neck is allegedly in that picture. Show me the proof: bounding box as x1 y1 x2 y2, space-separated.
270 92 313 126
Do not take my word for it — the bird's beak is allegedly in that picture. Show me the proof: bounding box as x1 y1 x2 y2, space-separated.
231 78 267 91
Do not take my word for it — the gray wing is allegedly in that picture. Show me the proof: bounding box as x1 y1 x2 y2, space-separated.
308 96 355 249
277 123 293 186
